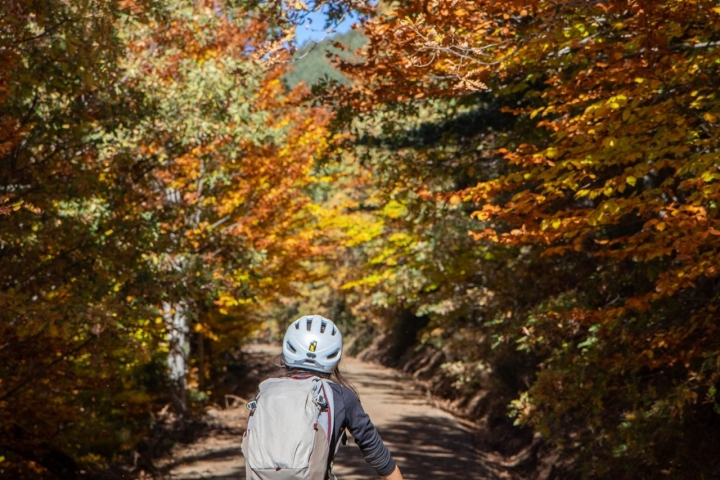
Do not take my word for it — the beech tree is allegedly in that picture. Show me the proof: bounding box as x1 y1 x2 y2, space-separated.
117 0 332 413
328 0 720 475
0 1 166 476
1 0 331 476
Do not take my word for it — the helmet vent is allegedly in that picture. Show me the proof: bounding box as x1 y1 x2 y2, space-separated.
327 350 339 359
320 321 327 334
331 326 337 336
294 321 300 330
286 341 297 353
306 317 313 331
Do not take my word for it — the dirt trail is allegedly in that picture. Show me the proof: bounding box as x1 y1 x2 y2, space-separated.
159 345 501 479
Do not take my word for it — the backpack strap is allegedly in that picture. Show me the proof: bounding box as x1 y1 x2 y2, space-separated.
318 380 333 444
320 380 340 480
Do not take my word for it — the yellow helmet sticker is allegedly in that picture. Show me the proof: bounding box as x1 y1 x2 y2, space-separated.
309 340 317 352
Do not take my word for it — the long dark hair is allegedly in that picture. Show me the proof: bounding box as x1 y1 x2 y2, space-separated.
267 354 359 397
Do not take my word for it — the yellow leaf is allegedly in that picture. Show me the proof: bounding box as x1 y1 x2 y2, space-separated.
626 176 637 187
656 222 666 232
381 200 407 219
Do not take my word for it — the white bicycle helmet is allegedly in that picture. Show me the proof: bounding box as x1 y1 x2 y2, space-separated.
282 315 343 374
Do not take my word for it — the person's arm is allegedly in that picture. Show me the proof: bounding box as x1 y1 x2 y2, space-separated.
341 387 400 478
381 465 404 480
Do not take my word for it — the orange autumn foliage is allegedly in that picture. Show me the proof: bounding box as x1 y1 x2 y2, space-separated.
121 2 333 327
0 0 332 476
330 0 720 475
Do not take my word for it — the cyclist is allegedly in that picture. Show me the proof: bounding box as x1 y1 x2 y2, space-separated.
250 314 404 480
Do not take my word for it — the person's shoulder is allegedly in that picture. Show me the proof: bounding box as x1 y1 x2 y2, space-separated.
326 380 357 396
328 382 359 400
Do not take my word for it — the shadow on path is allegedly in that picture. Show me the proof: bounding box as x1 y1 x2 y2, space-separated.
333 414 495 480
160 445 242 476
331 354 499 480
162 345 500 479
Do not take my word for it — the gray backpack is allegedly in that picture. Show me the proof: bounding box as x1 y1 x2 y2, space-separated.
242 376 335 480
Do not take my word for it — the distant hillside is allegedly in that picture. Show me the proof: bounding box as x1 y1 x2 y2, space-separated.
284 29 367 89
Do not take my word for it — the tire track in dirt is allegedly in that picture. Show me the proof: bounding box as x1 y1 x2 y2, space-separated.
160 344 500 479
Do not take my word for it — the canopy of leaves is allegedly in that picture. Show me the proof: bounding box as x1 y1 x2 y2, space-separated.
5 0 720 477
0 0 331 476
325 0 720 476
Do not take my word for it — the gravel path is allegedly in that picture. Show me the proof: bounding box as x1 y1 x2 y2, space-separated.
159 345 500 479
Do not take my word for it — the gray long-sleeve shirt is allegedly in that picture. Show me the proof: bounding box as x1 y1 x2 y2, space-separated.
328 383 397 477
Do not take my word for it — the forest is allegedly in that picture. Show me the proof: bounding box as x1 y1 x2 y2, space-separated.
1 0 719 478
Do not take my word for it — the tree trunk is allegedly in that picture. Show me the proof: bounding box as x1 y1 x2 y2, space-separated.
164 300 189 415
